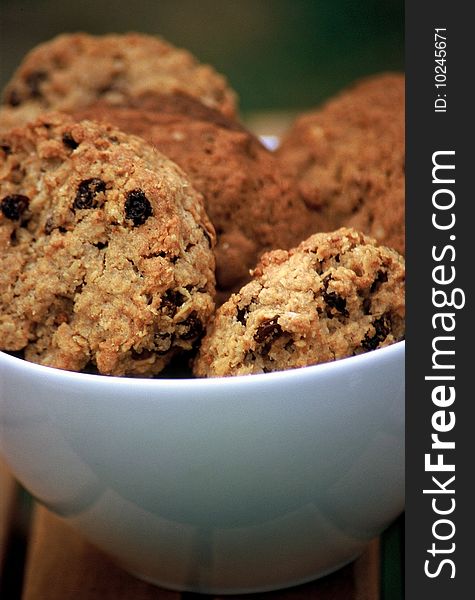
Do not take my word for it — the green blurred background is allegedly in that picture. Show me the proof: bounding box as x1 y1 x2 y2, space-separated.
0 0 403 114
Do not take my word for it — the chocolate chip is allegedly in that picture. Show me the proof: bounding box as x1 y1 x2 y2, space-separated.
361 315 391 351
73 178 106 210
161 290 186 317
124 189 153 226
180 311 204 340
254 317 283 352
322 275 349 318
0 144 11 155
370 270 388 293
25 70 48 98
62 133 79 150
1 194 29 220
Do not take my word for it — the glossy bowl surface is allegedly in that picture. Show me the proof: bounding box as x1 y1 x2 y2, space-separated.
0 342 404 594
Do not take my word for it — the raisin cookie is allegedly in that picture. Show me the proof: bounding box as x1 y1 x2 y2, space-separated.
194 228 405 377
0 32 237 130
71 100 323 295
277 73 405 254
0 113 216 376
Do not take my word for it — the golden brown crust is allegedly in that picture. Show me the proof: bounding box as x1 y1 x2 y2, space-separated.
70 103 324 295
277 73 405 254
194 228 405 377
0 32 237 126
0 113 216 376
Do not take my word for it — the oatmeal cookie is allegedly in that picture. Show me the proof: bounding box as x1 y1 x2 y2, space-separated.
277 73 405 254
71 100 323 295
194 228 405 377
0 113 216 376
0 32 237 130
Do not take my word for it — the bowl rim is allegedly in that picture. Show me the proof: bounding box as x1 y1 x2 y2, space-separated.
0 340 405 390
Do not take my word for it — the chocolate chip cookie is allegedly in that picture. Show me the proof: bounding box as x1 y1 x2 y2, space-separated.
194 228 405 377
0 32 237 130
277 73 405 254
0 113 216 376
70 100 323 296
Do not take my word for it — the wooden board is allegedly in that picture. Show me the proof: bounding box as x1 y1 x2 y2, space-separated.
0 458 18 573
19 505 380 600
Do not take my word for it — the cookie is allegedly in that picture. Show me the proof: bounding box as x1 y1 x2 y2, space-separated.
0 32 237 129
0 113 216 376
193 228 405 377
70 100 323 295
277 73 405 254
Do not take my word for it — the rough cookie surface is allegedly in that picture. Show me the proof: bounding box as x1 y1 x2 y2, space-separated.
0 32 237 129
0 113 216 376
194 228 405 377
277 73 405 254
71 100 323 296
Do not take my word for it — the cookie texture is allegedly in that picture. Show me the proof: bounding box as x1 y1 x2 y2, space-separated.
194 228 405 377
0 32 237 129
277 73 405 254
71 101 323 295
0 113 216 376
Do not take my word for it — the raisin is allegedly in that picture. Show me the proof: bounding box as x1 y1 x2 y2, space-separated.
6 89 21 107
0 145 11 155
25 70 48 98
124 189 153 226
236 306 248 325
62 133 79 149
321 275 349 318
370 270 388 293
161 290 186 317
284 339 295 351
1 194 29 220
254 317 283 346
361 316 391 351
324 291 348 318
362 298 372 315
73 178 106 210
180 311 204 340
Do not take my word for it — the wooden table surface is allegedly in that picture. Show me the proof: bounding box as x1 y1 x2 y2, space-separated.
0 460 381 600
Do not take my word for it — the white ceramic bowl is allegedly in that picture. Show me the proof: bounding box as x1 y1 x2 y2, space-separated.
0 342 404 594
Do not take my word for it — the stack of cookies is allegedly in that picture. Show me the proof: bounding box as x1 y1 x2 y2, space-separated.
0 33 405 377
